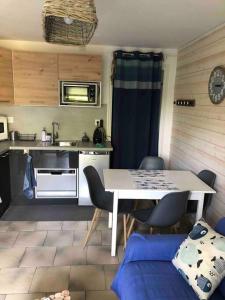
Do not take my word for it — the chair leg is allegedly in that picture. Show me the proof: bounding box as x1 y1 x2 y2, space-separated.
123 215 127 249
83 208 99 248
127 218 135 238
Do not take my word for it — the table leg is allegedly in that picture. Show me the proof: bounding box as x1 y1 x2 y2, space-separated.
111 190 119 257
196 193 204 222
108 213 112 229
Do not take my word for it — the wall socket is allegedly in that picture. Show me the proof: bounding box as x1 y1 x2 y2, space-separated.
95 119 100 126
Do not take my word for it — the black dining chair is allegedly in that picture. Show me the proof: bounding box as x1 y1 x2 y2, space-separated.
139 156 165 170
187 170 216 216
127 191 190 237
83 166 134 248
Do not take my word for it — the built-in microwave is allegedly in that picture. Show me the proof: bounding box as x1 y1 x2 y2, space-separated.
59 81 101 107
0 116 8 141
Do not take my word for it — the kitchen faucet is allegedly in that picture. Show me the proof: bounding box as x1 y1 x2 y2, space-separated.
52 121 60 145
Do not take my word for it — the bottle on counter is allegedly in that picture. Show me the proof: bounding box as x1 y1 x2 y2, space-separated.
41 127 46 142
93 119 106 145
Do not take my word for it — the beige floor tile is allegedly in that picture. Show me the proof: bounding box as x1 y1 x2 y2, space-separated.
74 230 101 246
44 231 73 247
54 246 86 266
101 230 111 246
0 221 10 232
20 247 56 267
117 246 125 263
36 222 62 231
0 268 35 294
69 265 105 291
30 266 70 293
8 222 37 232
69 291 85 300
0 247 25 268
104 265 119 290
5 293 45 300
0 232 19 248
14 231 47 247
87 246 119 265
62 221 88 231
86 291 118 300
88 218 108 231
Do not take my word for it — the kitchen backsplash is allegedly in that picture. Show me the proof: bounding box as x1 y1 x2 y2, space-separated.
0 105 107 141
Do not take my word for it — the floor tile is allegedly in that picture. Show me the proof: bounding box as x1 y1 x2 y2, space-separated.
69 265 105 291
20 247 56 267
74 230 101 246
0 268 35 294
101 230 111 246
8 222 37 232
117 246 125 263
54 246 86 266
69 291 85 300
87 246 119 265
0 221 10 232
36 222 62 231
14 231 47 247
88 218 108 231
0 232 19 248
104 265 119 290
0 247 25 268
86 291 118 300
5 294 45 300
44 231 73 247
30 266 70 293
62 221 87 231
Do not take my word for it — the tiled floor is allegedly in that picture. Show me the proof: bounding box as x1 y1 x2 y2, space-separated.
0 215 126 300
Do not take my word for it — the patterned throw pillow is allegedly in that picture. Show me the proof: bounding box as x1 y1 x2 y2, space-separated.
172 219 225 300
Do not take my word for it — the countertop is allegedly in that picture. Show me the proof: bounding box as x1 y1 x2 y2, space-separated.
0 140 113 155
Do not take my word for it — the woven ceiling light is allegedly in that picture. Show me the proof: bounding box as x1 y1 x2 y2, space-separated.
42 0 98 45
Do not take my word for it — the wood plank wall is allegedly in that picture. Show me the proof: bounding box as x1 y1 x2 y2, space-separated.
170 26 225 224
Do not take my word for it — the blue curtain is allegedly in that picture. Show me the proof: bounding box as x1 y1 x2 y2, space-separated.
111 50 163 169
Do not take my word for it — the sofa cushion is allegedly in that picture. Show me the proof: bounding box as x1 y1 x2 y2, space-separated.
173 220 225 300
112 261 224 300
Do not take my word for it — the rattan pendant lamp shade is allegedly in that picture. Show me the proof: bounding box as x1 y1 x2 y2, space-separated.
42 0 98 45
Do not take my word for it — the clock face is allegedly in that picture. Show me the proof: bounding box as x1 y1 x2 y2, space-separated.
208 66 225 104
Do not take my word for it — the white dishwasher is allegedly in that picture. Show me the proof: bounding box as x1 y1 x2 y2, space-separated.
78 151 110 206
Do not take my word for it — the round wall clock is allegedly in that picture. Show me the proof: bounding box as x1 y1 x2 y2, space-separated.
208 66 225 104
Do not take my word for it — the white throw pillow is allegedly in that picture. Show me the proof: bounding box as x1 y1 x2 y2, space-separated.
172 219 225 300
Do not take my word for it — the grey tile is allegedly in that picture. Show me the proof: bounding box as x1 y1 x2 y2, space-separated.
44 231 73 247
8 222 37 232
0 232 19 248
20 247 56 267
54 246 86 266
73 230 101 246
0 268 35 294
86 291 118 300
0 247 25 268
87 246 119 265
62 221 88 231
0 221 10 232
5 294 45 300
70 291 85 300
36 222 62 231
104 265 119 290
69 265 105 291
30 266 70 293
88 218 108 231
14 231 47 247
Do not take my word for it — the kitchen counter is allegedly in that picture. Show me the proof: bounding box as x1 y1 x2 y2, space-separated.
0 140 113 154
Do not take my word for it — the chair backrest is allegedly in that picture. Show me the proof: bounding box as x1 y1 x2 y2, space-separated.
83 166 112 210
147 191 190 227
139 156 165 170
198 170 216 210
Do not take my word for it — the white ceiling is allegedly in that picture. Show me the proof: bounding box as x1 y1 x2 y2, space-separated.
0 0 225 48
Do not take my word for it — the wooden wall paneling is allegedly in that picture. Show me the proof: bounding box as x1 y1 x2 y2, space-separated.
0 48 14 103
13 51 58 106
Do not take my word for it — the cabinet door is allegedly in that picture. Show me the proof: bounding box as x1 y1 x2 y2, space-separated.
13 51 58 106
58 54 102 81
0 152 11 216
0 48 14 103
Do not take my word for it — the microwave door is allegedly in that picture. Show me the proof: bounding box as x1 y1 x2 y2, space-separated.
0 123 4 134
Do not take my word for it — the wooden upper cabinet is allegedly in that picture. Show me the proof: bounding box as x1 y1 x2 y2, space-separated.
0 48 14 103
13 51 58 106
58 54 102 81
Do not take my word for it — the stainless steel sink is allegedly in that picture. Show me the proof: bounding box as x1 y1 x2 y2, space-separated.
53 141 77 147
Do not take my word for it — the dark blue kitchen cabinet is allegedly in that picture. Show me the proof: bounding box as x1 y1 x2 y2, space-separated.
0 151 11 216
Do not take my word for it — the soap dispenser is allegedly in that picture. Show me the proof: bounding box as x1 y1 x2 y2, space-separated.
41 127 46 142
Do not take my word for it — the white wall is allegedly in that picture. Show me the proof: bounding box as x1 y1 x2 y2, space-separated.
0 40 177 157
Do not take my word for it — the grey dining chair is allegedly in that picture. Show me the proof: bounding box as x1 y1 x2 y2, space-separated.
127 191 190 237
139 156 165 170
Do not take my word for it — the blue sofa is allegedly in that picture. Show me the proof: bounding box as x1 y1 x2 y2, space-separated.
112 217 225 300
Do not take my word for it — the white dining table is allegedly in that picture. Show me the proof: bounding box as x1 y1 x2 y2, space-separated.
103 169 216 256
